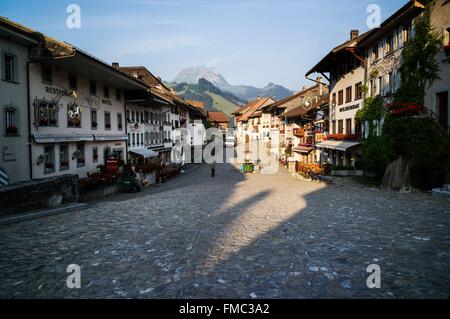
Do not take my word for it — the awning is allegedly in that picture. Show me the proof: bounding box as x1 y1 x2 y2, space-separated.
94 134 128 142
293 146 315 154
315 140 361 152
32 134 94 144
129 148 159 158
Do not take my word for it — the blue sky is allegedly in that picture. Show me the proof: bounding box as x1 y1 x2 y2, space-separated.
1 0 406 90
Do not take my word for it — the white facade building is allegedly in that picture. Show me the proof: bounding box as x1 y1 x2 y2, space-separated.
28 49 147 180
0 18 40 185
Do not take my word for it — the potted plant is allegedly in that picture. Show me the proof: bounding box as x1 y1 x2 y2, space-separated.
45 163 54 170
60 160 69 169
6 125 18 135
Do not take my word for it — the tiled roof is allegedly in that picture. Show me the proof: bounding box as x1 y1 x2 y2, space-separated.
186 100 206 108
237 97 273 122
208 112 229 123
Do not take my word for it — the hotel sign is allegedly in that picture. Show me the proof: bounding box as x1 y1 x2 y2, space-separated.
339 103 360 113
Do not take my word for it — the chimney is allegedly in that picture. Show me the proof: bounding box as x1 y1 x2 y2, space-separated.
350 30 359 40
316 76 323 95
112 62 120 69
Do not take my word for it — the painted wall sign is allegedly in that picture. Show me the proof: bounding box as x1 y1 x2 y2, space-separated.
339 104 360 113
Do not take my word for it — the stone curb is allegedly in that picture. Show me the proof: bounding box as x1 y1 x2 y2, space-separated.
0 203 88 226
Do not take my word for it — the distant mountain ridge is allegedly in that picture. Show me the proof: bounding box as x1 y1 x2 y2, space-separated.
169 78 242 117
173 66 293 101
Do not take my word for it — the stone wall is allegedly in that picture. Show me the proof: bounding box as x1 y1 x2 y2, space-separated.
0 175 79 217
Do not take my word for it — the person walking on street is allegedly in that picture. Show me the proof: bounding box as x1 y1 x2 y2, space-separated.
211 160 216 178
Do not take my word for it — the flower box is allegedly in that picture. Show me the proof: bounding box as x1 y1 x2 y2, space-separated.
45 163 54 170
327 133 361 141
387 102 426 116
6 125 18 135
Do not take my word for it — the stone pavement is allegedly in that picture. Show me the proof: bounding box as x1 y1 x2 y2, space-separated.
0 164 449 299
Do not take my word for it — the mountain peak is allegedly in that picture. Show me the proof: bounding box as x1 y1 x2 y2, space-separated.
173 66 230 90
173 66 293 101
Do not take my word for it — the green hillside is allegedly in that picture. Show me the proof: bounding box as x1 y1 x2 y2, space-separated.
205 92 238 116
170 79 244 117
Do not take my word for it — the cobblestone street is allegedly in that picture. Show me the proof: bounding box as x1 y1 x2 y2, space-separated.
1 164 449 299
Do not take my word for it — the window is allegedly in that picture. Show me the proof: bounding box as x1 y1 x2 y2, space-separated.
141 133 144 146
132 133 136 147
93 147 99 163
145 132 149 145
115 88 122 101
144 111 149 123
372 44 379 62
136 133 140 146
445 27 450 45
332 93 337 106
44 145 55 174
131 111 135 122
338 120 344 134
338 90 344 105
4 107 17 135
117 113 123 131
104 146 112 161
104 112 111 130
355 119 362 135
388 72 394 95
90 109 98 130
345 86 352 103
68 73 77 91
42 65 53 84
355 82 363 100
59 144 69 171
346 118 352 134
378 76 383 96
103 85 110 99
76 143 85 167
3 52 16 82
386 34 394 53
403 23 411 44
127 133 131 147
89 81 97 96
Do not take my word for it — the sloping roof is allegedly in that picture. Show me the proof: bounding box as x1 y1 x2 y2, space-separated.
232 100 257 116
264 84 328 114
305 29 375 76
186 100 206 108
283 94 329 119
358 0 427 49
208 112 229 123
237 97 273 122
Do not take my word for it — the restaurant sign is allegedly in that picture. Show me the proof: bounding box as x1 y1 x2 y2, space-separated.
339 103 360 113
